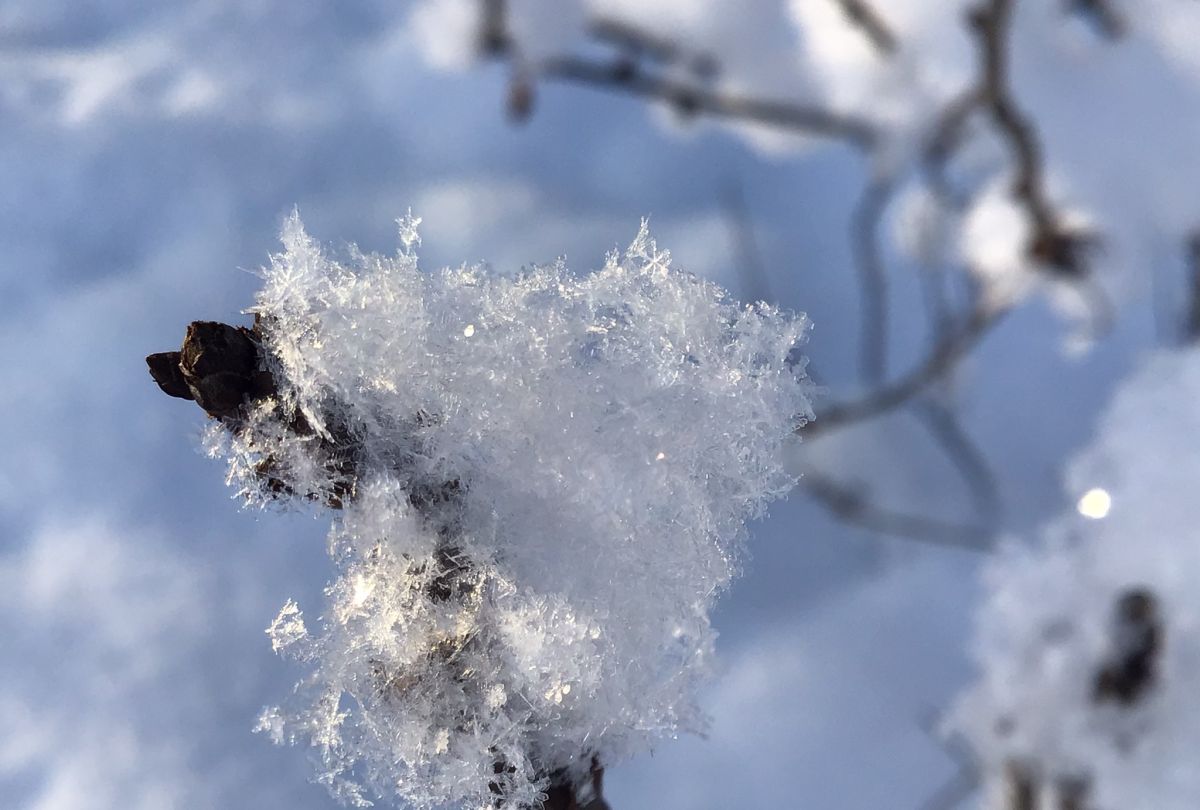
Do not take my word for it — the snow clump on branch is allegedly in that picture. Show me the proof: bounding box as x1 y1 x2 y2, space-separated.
950 346 1200 808
210 211 812 808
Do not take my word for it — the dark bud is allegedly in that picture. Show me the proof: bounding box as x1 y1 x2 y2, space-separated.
507 74 535 124
178 321 264 417
1093 587 1162 706
1028 226 1098 278
146 351 193 400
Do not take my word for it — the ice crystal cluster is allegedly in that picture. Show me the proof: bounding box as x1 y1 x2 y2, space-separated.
213 212 811 808
950 347 1200 808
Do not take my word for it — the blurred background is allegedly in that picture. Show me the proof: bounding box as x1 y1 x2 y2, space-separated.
1 1 1195 807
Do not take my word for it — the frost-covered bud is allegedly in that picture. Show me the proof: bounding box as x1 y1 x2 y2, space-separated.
950 346 1200 809
197 212 813 808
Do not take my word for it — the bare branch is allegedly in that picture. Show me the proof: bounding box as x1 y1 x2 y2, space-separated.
852 173 897 384
537 54 878 147
1184 232 1200 342
589 16 718 78
802 300 1006 437
832 0 898 54
921 88 984 211
913 400 1001 523
970 0 1094 279
802 469 994 550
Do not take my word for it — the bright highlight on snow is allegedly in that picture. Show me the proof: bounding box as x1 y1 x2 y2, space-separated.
1076 487 1112 519
210 212 812 809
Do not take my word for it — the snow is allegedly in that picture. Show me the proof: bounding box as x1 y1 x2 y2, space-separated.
952 346 1200 808
211 213 812 807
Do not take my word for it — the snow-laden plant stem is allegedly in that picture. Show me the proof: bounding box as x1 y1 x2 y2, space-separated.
148 212 813 809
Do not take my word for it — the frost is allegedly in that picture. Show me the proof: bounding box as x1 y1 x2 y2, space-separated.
267 599 308 654
213 212 812 808
950 346 1200 808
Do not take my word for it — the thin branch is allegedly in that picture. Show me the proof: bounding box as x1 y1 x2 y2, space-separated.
913 400 1001 523
831 0 898 54
588 16 718 78
1184 232 1200 343
802 469 994 550
802 300 1006 437
476 0 879 148
921 88 984 211
537 54 878 148
970 0 1093 278
852 173 897 384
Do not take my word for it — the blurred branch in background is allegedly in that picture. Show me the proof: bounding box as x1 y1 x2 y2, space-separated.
471 0 1123 553
852 174 899 385
801 469 993 550
1065 0 1126 40
831 0 898 54
1185 232 1200 342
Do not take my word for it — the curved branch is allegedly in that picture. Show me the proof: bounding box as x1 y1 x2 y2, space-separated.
913 400 1001 523
801 301 1006 437
537 55 878 148
852 173 897 384
802 469 993 550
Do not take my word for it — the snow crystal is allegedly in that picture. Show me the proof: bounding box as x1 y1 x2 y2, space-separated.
215 212 812 808
951 346 1200 808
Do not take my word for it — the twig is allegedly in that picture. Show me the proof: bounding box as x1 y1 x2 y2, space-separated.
802 469 993 550
802 300 1006 437
537 54 878 148
1184 233 1200 342
589 16 718 78
148 320 611 810
970 0 1093 279
913 400 1001 523
852 173 897 384
832 0 898 54
921 89 984 211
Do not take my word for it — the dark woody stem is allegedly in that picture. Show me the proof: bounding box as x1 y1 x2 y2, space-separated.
147 319 609 810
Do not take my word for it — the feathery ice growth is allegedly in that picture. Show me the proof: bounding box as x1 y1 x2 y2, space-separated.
195 212 813 808
950 346 1200 809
